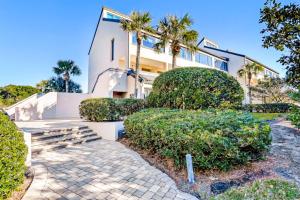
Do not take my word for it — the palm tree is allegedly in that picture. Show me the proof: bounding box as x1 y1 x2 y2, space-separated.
154 14 198 69
53 60 81 93
238 63 264 104
120 11 153 98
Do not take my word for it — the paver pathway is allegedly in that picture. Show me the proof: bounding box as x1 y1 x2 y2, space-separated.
270 119 300 185
23 140 197 200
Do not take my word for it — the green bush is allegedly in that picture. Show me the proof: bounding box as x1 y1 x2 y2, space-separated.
244 103 293 113
147 67 244 110
0 112 27 199
124 108 271 170
288 106 300 128
211 179 300 200
79 98 145 122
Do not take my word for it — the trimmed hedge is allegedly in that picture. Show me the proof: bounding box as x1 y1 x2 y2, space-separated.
244 103 293 113
211 179 300 200
147 67 244 109
288 106 300 128
79 98 145 122
124 108 271 170
0 112 27 199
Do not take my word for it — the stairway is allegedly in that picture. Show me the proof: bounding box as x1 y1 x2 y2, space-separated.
31 125 101 155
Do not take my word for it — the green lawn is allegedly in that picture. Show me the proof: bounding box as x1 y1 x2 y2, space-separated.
251 113 286 120
211 179 300 200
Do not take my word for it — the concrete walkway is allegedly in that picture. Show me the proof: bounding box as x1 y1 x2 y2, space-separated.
23 140 197 200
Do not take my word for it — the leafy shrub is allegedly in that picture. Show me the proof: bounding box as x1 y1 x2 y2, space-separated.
288 106 300 128
124 108 271 170
0 112 27 199
79 98 145 122
244 103 293 113
211 179 300 200
147 67 244 110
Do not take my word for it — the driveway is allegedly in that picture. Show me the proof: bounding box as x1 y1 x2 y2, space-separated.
23 140 197 200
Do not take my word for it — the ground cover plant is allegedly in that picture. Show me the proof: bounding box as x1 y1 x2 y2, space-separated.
0 112 27 199
211 179 300 200
124 108 271 171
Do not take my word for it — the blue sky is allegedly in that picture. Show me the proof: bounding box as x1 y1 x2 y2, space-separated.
0 0 293 92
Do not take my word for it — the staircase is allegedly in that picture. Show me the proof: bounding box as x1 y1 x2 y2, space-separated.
31 125 101 155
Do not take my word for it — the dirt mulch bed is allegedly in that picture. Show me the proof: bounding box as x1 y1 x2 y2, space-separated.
120 138 282 199
8 168 34 200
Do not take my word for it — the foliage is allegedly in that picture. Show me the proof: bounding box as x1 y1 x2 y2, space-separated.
0 112 27 199
79 98 145 122
124 108 271 171
260 0 300 88
0 85 40 107
252 76 291 103
237 63 264 104
211 179 300 200
288 105 300 128
121 11 154 98
52 60 81 93
36 80 50 93
244 103 293 113
147 67 244 110
251 113 285 121
46 77 82 93
154 14 198 69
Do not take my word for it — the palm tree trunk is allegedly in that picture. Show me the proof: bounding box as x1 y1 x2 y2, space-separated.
248 78 252 104
135 40 141 98
172 54 176 69
65 80 69 93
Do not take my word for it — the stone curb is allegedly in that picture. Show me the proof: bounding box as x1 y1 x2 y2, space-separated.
22 162 48 200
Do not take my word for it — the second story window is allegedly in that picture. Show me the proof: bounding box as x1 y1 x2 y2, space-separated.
132 34 164 52
215 59 228 71
111 39 114 61
179 48 192 61
195 52 213 66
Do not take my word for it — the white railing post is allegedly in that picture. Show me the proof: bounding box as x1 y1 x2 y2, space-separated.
186 154 195 184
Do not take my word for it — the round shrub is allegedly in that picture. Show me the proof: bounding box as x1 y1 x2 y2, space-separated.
0 112 27 199
124 108 271 170
79 98 145 122
147 67 244 109
288 105 300 128
211 179 300 200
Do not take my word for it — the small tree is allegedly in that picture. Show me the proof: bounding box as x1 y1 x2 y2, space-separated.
238 63 264 104
121 11 153 98
260 0 300 88
53 60 81 93
154 14 198 69
252 77 291 103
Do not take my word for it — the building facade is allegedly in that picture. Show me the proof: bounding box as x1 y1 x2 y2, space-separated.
88 7 279 102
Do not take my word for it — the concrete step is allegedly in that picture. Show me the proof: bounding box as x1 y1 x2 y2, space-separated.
31 126 89 137
32 129 93 141
32 135 102 155
32 132 98 147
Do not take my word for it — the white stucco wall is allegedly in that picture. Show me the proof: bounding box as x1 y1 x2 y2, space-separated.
12 92 91 121
88 10 129 95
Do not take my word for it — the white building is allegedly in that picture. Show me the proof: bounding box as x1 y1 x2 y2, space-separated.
5 7 280 121
88 7 279 101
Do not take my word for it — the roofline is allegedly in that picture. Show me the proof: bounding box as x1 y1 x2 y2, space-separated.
204 46 279 74
88 7 104 55
198 47 228 61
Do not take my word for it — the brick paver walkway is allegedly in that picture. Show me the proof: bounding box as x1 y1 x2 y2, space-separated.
23 140 197 200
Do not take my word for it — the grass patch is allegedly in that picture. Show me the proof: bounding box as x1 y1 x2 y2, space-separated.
211 179 300 200
251 113 286 121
